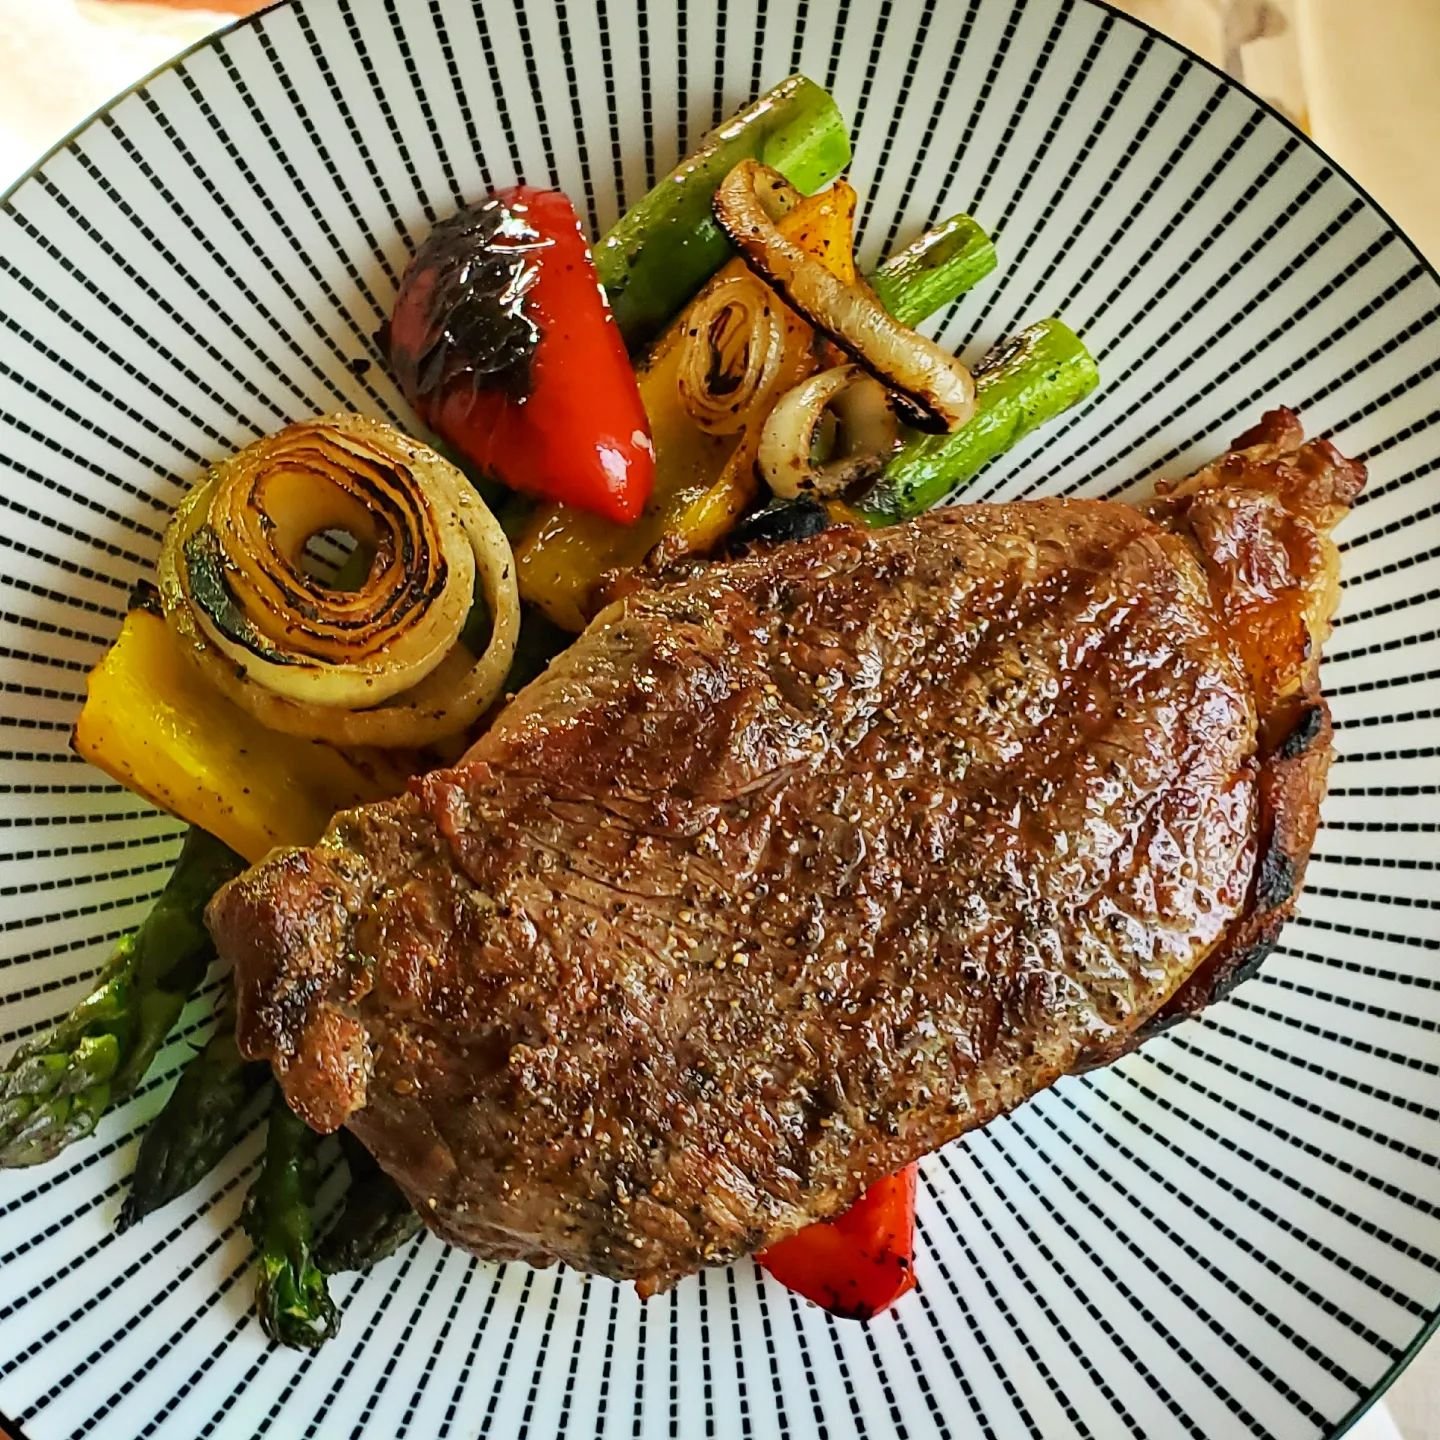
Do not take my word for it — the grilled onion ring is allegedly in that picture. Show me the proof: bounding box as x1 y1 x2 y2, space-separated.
759 365 902 499
676 274 789 435
157 414 519 748
713 160 976 433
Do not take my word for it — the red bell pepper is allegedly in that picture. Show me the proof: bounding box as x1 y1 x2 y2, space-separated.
758 1163 917 1320
386 186 654 525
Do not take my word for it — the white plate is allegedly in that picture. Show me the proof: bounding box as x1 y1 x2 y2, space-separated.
1 1 1438 1436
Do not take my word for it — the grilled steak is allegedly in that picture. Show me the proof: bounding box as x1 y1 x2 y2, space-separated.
209 409 1362 1292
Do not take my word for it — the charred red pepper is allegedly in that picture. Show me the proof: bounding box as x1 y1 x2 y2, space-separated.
758 1163 917 1319
386 187 654 525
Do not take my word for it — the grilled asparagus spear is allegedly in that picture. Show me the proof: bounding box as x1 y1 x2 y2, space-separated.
244 1095 338 1349
867 213 998 328
0 829 244 1167
595 74 851 346
317 1132 422 1274
858 319 1101 523
119 1023 270 1229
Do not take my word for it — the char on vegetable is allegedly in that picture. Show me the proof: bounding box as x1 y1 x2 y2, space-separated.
386 187 655 526
0 830 243 1169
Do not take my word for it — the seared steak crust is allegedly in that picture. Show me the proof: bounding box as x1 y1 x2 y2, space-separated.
1083 410 1364 1063
209 412 1361 1292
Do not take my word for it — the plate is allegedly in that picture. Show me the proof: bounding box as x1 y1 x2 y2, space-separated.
2 1 1438 1436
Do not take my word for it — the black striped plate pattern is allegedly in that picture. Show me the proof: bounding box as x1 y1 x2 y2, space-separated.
1 0 1438 1436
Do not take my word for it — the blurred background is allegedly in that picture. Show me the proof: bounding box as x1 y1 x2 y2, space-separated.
0 1 1435 1437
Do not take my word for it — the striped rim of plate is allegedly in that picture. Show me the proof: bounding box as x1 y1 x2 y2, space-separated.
1 0 1438 1436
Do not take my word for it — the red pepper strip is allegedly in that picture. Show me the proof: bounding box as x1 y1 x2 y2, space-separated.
389 186 654 525
758 1163 917 1320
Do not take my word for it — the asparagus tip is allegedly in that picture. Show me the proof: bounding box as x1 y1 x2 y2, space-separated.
256 1255 341 1349
116 1193 143 1233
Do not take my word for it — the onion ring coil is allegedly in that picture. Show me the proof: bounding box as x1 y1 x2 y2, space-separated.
759 365 902 499
157 413 520 748
676 274 790 436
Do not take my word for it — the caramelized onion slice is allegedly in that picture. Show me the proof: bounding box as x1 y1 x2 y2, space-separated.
713 160 976 433
158 413 519 748
676 274 790 436
759 365 902 499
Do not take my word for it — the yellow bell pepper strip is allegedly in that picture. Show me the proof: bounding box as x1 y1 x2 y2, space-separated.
514 182 859 631
72 605 401 862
